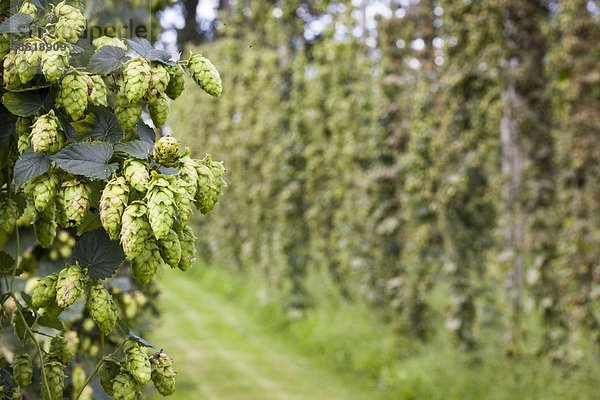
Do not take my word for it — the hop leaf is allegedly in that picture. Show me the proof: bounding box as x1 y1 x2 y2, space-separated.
177 225 196 271
158 229 181 268
100 176 131 240
31 273 58 308
13 353 33 388
123 56 151 103
58 72 89 121
150 352 176 396
188 53 222 97
124 344 151 384
55 263 87 308
153 136 180 167
49 335 74 364
62 178 92 227
86 283 118 335
120 201 152 259
146 172 177 240
112 370 139 400
99 358 121 396
31 110 66 154
41 359 65 400
131 239 163 285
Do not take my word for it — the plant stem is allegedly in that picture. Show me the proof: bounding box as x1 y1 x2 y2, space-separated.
9 227 20 292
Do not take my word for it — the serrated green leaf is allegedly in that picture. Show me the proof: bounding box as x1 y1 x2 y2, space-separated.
0 13 32 34
125 38 176 66
89 108 124 143
38 314 65 331
0 251 15 273
2 90 48 117
88 46 129 74
50 143 118 181
76 212 103 236
20 292 34 310
13 151 51 187
114 140 153 159
72 229 125 280
137 121 155 144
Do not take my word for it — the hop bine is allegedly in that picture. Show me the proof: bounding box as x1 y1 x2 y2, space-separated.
148 62 171 94
99 358 121 395
15 117 32 154
86 283 118 335
177 225 196 271
158 229 182 269
148 92 169 128
115 95 142 132
34 205 57 248
54 1 86 43
24 172 59 212
187 53 222 97
41 39 70 84
92 36 127 50
89 75 108 106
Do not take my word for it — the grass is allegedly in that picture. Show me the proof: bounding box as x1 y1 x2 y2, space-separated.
150 263 600 400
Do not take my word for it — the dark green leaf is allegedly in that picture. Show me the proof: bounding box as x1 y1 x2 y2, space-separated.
89 108 124 143
73 229 125 280
76 212 103 236
2 90 47 117
88 46 129 74
137 121 155 144
125 38 176 66
128 331 156 348
0 251 15 273
13 151 51 187
20 292 34 310
13 308 35 341
38 314 65 331
114 140 153 159
50 143 118 181
0 13 32 34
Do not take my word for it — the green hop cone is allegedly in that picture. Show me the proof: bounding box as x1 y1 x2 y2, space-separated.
18 1 37 17
55 188 69 228
174 180 194 225
148 62 170 94
177 225 196 271
86 283 118 335
148 92 169 128
71 364 86 393
188 53 222 97
202 154 227 188
99 358 121 396
59 72 88 120
177 149 199 196
3 51 21 89
55 264 87 308
158 229 182 268
15 117 32 154
125 344 151 384
42 360 65 400
13 353 33 388
9 388 22 400
120 201 152 259
49 335 74 364
17 134 31 154
31 273 58 308
123 56 151 103
195 164 220 214
24 172 59 212
0 34 9 59
115 95 142 132
150 352 176 396
89 75 108 106
15 39 42 85
153 136 180 167
54 3 86 43
0 196 19 233
112 370 138 400
146 172 177 240
131 239 163 285
123 159 150 192
41 40 70 84
100 176 131 240
34 205 57 248
165 65 185 100
31 110 66 153
92 36 127 50
62 178 92 226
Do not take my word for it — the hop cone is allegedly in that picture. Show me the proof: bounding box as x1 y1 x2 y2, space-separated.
59 73 88 120
49 335 74 364
55 189 69 228
158 229 182 268
15 39 42 84
54 3 86 43
177 226 196 271
31 110 65 153
0 34 9 59
24 172 59 212
148 93 169 128
3 51 21 88
188 53 222 97
41 360 65 400
34 205 57 248
13 353 33 388
100 176 130 240
54 1 82 18
132 239 163 285
195 164 220 214
146 172 177 240
55 264 87 308
149 63 170 94
31 273 58 308
86 283 118 335
89 75 108 106
174 180 194 225
123 56 151 103
93 36 127 50
99 359 120 396
153 136 180 167
41 41 70 83
63 178 92 226
202 155 227 188
16 117 32 154
71 364 86 393
115 96 142 132
19 1 37 17
150 352 176 396
112 370 138 400
177 150 199 197
0 196 19 233
125 344 151 384
120 201 152 259
165 65 185 100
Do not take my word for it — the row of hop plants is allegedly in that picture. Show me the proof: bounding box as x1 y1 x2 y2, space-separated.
0 0 226 398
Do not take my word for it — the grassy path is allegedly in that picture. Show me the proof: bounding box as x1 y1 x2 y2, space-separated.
149 270 391 400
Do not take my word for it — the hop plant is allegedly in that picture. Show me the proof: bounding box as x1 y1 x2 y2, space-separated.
49 335 74 364
62 178 92 226
146 172 178 240
55 264 87 308
58 72 88 120
121 201 152 259
34 205 57 248
112 370 138 400
177 225 196 271
31 110 66 153
125 344 152 384
24 172 59 212
188 53 222 97
150 352 176 396
99 358 121 396
86 283 118 335
100 176 131 240
158 229 182 268
0 196 19 233
115 95 143 132
149 62 170 94
154 136 180 167
148 92 169 128
132 239 163 285
13 353 33 388
41 40 70 83
123 56 151 103
89 75 108 106
31 273 58 308
42 360 65 400
165 65 185 100
92 36 127 50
